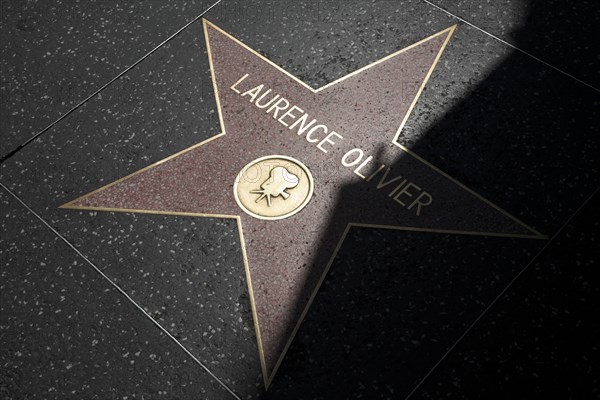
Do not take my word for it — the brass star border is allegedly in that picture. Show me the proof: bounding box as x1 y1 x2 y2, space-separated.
62 19 546 388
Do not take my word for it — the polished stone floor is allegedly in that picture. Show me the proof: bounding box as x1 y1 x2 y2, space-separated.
1 1 598 399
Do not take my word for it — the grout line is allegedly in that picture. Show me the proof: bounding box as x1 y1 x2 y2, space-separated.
0 182 242 400
0 0 224 165
404 185 599 400
421 0 600 93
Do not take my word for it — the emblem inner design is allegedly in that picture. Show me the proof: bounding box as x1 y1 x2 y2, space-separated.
234 155 314 220
251 166 299 207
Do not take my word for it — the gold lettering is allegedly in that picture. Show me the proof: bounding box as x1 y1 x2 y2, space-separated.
241 84 264 103
255 89 279 109
278 105 304 127
317 131 343 153
267 98 291 119
352 155 373 179
392 182 421 206
230 73 249 94
388 180 407 197
306 125 328 143
341 148 364 167
368 167 405 190
289 113 317 135
408 191 433 216
365 165 386 182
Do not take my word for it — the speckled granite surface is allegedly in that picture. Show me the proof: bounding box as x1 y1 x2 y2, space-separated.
0 189 234 399
426 0 600 88
413 192 599 400
0 1 598 399
0 0 216 158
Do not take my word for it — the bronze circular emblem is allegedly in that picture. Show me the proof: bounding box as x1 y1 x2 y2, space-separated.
234 155 314 220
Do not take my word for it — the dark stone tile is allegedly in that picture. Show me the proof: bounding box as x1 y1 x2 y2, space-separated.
412 192 599 399
0 189 235 399
0 0 216 158
267 229 540 399
2 9 266 396
2 7 265 395
427 0 600 88
392 21 599 239
206 0 458 88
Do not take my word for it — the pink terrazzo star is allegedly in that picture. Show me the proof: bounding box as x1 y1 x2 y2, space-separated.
63 20 544 387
